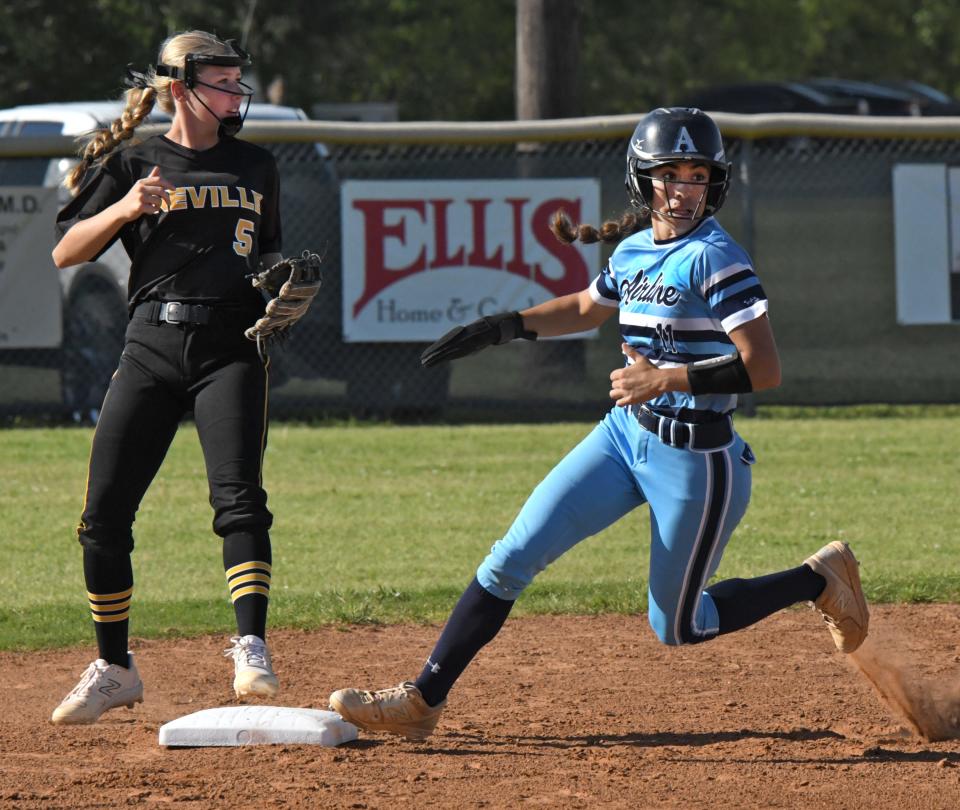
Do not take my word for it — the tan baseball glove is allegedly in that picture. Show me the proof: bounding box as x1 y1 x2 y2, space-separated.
245 251 323 343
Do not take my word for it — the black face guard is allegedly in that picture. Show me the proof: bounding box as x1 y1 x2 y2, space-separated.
625 160 730 221
629 171 709 221
155 39 254 138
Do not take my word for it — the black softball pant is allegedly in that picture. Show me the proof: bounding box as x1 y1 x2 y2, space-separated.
77 316 272 555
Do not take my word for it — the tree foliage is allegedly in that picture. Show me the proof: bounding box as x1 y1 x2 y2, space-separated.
580 0 960 113
2 0 960 119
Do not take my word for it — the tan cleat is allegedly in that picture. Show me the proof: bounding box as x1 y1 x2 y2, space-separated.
224 635 279 698
51 655 144 725
329 682 445 741
804 541 870 653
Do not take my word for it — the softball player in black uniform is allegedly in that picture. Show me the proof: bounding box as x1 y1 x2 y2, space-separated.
51 31 284 724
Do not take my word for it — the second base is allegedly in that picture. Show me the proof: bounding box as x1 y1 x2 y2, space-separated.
158 705 358 747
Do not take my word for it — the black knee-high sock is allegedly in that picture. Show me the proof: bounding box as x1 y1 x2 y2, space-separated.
706 564 826 635
413 577 514 707
223 530 272 640
83 548 133 668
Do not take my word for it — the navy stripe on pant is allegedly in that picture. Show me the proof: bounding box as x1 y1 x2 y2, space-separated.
676 451 729 644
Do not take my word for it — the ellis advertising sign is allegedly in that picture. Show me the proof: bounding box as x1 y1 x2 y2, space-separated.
341 179 601 341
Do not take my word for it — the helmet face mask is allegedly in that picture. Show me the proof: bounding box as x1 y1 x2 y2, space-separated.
625 107 731 219
155 39 254 138
155 39 252 90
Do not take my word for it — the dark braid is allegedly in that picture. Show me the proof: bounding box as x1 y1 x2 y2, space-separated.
550 208 649 246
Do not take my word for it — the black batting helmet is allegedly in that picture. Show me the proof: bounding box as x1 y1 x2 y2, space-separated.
625 107 731 218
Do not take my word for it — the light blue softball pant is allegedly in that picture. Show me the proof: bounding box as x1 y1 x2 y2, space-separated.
476 405 754 645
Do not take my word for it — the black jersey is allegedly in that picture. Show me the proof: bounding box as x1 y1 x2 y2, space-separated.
56 134 282 314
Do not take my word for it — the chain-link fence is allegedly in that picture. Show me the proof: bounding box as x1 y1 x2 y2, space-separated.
2 114 959 421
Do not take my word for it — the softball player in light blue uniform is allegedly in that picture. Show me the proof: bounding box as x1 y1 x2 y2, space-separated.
330 108 870 742
479 214 764 645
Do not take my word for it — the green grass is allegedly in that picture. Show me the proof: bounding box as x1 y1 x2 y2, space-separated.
2 409 959 650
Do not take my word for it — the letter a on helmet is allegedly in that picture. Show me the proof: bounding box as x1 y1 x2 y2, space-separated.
624 107 732 217
673 126 697 154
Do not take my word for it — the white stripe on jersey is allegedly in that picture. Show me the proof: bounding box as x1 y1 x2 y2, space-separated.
701 261 752 296
720 298 769 332
619 311 723 331
624 356 686 369
589 277 619 307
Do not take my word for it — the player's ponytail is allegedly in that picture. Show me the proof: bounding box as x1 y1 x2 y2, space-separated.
64 30 233 193
64 86 157 193
550 208 649 246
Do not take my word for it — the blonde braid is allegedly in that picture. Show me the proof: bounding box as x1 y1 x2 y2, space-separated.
64 31 234 193
64 86 157 193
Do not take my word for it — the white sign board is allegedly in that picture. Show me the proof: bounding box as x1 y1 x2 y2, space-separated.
891 164 956 325
0 186 61 347
341 179 601 342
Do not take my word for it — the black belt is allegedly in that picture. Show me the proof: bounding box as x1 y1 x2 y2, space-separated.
629 405 734 451
133 301 253 327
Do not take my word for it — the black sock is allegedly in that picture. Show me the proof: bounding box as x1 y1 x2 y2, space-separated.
413 577 514 707
223 530 272 640
706 564 826 635
83 548 132 668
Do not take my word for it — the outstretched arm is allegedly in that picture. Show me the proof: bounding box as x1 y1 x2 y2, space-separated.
420 288 617 368
519 289 618 338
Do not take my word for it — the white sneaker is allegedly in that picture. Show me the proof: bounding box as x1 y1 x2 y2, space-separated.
224 635 279 698
51 654 143 725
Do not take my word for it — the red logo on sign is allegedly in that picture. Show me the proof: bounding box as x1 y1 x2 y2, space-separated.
351 197 590 317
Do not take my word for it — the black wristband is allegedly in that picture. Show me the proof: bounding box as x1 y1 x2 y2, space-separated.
492 311 538 344
687 352 753 395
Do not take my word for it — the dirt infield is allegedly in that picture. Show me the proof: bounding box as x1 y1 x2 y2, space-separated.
2 604 960 809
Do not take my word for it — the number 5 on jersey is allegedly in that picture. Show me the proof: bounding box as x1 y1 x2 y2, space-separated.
234 218 255 256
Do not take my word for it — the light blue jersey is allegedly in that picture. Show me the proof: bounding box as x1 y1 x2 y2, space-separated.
476 216 765 646
589 217 768 417
399 109 856 715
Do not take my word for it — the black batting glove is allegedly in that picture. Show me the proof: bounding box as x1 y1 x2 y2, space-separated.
420 311 537 368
